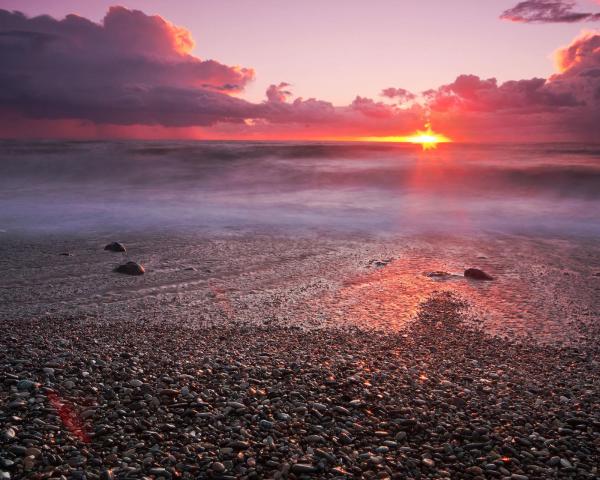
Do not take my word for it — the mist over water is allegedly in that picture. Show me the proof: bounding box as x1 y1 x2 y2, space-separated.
1 140 599 235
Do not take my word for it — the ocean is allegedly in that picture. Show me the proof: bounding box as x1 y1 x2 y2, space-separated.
0 140 599 235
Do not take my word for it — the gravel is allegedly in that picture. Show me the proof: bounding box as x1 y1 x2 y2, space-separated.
1 291 598 479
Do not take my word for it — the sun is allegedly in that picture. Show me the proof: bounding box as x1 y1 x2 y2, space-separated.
402 124 451 150
359 123 451 150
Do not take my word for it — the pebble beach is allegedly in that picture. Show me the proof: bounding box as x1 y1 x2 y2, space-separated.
1 231 599 479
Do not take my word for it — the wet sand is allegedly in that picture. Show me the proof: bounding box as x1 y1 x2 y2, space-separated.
1 230 599 479
1 230 599 341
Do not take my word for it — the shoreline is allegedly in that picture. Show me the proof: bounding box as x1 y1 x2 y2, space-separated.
1 230 599 342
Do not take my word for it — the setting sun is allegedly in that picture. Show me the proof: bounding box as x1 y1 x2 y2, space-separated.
359 124 451 149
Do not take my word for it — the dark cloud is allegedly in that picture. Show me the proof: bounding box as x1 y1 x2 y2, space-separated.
500 0 600 23
0 7 256 126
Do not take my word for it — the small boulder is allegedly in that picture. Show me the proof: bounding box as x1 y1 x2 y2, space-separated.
464 268 493 280
104 242 126 253
115 261 144 276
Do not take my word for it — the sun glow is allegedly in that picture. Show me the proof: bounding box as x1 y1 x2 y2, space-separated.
359 124 451 150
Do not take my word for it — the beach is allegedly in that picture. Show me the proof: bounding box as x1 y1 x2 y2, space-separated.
1 141 599 478
1 229 599 479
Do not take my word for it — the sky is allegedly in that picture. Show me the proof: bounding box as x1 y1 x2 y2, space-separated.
0 0 599 141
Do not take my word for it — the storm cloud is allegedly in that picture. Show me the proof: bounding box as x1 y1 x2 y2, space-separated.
0 7 257 126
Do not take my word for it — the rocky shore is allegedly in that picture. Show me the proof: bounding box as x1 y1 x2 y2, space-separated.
1 292 598 479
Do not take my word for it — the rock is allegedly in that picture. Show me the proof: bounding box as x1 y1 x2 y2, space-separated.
228 440 249 450
114 261 145 275
464 268 493 280
332 405 350 415
67 456 86 467
291 464 318 474
8 446 26 456
24 447 41 458
23 456 35 470
99 470 114 480
129 379 144 388
559 458 572 468
305 434 324 444
259 419 273 430
467 466 483 475
59 252 73 256
149 468 171 478
104 242 126 252
159 388 179 397
211 462 226 473
17 379 35 391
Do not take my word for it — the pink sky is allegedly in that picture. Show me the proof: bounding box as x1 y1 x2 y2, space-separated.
0 0 599 141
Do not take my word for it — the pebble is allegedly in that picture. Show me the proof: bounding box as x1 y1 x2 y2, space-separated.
114 261 145 275
464 268 493 280
104 242 126 252
291 464 318 474
0 291 597 480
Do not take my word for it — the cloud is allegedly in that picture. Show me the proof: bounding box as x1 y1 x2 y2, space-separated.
380 88 416 103
350 96 397 118
427 75 580 113
553 30 600 72
500 1 600 23
0 7 256 126
0 7 598 142
265 82 292 103
426 31 600 141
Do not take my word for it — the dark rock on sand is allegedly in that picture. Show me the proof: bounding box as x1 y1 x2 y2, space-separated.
114 261 144 275
104 242 126 253
464 268 493 280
